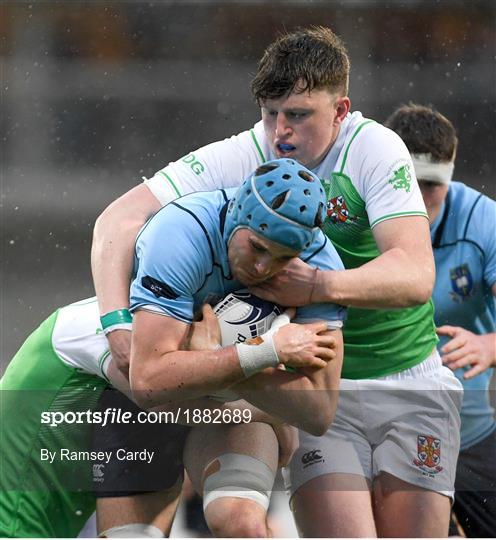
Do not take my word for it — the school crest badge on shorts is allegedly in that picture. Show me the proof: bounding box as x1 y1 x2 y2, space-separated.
413 435 443 477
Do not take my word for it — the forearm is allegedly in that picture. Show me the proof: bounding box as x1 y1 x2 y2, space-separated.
222 399 285 425
132 311 336 411
151 398 269 427
91 219 137 311
233 368 338 436
108 357 272 427
316 247 434 309
91 185 161 313
131 347 246 407
232 330 342 435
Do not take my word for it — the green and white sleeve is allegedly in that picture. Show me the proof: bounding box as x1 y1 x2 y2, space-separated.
143 121 268 206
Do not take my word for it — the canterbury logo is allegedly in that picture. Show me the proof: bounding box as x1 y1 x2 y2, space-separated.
92 463 105 481
301 450 323 465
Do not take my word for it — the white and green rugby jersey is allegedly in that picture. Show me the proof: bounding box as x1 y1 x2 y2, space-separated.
50 297 113 379
0 298 109 537
145 112 437 378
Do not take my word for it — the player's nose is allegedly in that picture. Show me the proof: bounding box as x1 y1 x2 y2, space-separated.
254 255 272 275
275 114 292 137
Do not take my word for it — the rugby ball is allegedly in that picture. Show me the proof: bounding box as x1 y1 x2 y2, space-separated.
213 290 282 347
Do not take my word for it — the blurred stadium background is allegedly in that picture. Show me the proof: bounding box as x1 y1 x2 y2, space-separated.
1 1 494 537
1 0 495 372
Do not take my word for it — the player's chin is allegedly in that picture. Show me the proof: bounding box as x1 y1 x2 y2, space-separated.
274 147 298 160
235 270 266 286
241 275 265 286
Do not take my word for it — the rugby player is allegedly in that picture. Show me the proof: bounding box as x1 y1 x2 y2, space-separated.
386 103 496 538
92 26 462 537
0 159 344 537
127 158 344 537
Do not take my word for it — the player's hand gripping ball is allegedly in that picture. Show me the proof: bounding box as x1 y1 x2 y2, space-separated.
210 290 284 401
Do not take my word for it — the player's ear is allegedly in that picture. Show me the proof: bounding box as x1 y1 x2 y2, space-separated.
334 96 350 124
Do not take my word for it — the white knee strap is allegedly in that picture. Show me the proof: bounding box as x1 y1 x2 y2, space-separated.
99 523 163 537
203 452 275 511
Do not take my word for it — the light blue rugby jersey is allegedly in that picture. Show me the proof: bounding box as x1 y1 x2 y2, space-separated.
130 188 346 329
431 181 496 449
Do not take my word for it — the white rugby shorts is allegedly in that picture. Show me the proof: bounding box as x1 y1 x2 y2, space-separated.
283 349 463 499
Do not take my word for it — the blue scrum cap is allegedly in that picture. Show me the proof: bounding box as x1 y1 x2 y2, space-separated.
224 158 326 251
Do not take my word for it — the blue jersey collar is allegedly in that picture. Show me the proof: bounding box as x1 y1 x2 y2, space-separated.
431 191 451 248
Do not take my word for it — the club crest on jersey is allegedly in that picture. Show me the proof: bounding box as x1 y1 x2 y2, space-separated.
449 264 474 302
326 195 358 224
388 164 412 193
413 435 443 476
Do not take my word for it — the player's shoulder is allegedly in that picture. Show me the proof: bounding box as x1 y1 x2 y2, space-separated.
300 232 344 271
340 112 409 171
448 182 496 243
205 120 266 157
144 189 228 232
348 113 406 155
134 190 231 296
136 189 229 264
170 187 230 215
234 119 269 161
449 181 492 209
232 119 265 141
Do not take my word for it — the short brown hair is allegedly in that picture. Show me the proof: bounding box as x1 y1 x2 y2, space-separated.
251 26 350 102
385 103 458 162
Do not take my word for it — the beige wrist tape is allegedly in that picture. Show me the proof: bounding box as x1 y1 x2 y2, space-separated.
235 334 279 377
